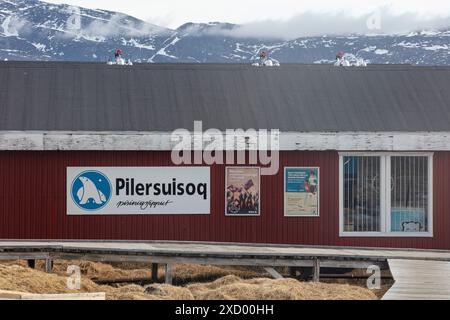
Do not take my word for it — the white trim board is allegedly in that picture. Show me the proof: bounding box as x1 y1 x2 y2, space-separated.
2 131 450 151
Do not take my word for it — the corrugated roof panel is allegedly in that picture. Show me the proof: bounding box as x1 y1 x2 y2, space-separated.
1 61 450 132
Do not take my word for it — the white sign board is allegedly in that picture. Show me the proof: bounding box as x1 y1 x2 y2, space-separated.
67 167 210 215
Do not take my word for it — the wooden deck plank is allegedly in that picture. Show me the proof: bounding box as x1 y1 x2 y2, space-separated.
383 259 450 300
0 290 105 300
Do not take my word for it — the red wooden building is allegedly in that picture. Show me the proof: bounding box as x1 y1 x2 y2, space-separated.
1 62 450 249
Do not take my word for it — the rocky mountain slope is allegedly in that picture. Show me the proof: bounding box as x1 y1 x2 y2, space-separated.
1 0 450 65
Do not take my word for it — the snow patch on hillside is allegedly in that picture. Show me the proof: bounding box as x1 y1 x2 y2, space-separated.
423 45 449 51
396 41 421 49
1 15 18 36
31 42 46 51
122 38 155 50
374 49 389 55
150 36 180 60
361 46 377 52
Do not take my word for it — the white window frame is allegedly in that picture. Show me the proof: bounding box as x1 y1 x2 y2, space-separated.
339 152 433 238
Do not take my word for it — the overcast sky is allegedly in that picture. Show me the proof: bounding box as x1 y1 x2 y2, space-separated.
44 0 450 38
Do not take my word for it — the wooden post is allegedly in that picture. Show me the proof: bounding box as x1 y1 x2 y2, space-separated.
151 263 159 282
44 259 53 273
165 264 173 285
27 260 36 269
313 259 320 282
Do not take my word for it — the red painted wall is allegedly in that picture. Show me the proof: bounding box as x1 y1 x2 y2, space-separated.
0 151 449 249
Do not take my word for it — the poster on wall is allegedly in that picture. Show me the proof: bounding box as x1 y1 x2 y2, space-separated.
284 167 319 217
225 167 260 216
67 167 210 215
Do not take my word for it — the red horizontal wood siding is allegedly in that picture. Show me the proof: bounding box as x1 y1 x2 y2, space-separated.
0 151 449 249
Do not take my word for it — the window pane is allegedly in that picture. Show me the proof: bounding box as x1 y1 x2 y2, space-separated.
391 156 428 232
343 156 381 232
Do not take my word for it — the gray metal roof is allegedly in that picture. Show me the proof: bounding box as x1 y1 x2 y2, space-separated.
1 61 450 132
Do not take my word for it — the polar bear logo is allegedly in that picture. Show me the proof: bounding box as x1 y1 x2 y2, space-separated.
71 170 111 211
76 176 107 205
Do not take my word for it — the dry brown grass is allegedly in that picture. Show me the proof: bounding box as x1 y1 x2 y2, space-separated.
52 260 152 280
0 262 378 300
188 275 377 300
171 264 266 284
42 260 266 284
0 264 102 295
0 263 184 300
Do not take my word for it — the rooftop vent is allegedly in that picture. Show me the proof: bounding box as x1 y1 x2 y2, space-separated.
107 48 133 66
334 51 367 67
252 49 280 67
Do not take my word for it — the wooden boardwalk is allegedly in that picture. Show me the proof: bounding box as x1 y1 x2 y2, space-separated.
0 240 450 268
2 241 450 265
383 259 450 300
2 241 450 287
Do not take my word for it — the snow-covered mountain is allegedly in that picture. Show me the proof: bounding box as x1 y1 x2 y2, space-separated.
1 0 450 65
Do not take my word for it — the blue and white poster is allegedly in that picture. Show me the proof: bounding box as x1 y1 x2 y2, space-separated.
284 167 319 217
